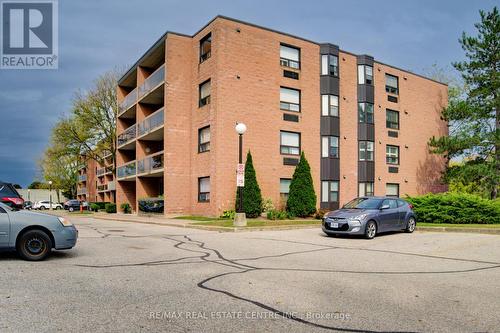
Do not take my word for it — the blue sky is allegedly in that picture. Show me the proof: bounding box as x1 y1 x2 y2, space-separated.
0 0 496 187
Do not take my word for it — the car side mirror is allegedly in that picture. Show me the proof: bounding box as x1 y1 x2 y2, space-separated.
380 204 390 210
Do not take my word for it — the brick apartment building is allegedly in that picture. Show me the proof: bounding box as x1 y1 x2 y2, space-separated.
77 154 116 203
115 15 448 216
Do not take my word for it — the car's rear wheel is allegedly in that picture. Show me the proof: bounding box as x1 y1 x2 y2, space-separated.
406 217 416 233
365 221 377 239
17 230 52 261
55 206 61 210
39 206 46 210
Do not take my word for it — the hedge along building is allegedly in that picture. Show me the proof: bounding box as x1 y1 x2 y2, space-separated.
115 15 448 216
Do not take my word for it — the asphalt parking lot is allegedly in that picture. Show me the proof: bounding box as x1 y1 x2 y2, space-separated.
1 217 499 333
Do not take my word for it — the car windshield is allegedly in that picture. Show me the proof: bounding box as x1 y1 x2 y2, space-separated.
343 197 382 209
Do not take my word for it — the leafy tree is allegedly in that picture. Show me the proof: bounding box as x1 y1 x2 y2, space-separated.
286 152 317 217
235 151 263 218
429 7 500 199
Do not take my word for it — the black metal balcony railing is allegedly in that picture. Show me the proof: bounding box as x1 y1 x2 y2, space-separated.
118 87 137 115
117 124 137 147
138 64 165 99
138 108 164 137
117 161 136 179
137 152 164 175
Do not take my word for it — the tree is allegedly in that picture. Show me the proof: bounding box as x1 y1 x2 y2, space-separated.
429 7 500 199
286 152 317 217
28 181 49 189
235 151 263 218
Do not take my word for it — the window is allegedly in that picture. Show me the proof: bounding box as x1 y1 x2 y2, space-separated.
358 182 374 197
386 109 399 129
386 183 399 197
321 181 339 202
198 177 210 202
280 131 300 155
359 141 374 161
199 33 212 63
386 145 399 165
358 65 373 85
280 44 300 69
358 102 374 123
199 80 211 107
321 54 338 77
321 95 339 116
382 199 398 208
198 126 210 153
283 70 299 80
280 87 300 112
321 136 339 158
280 178 291 201
386 74 399 94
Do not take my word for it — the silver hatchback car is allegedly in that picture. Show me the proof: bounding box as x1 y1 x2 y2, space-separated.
322 197 416 239
0 202 78 260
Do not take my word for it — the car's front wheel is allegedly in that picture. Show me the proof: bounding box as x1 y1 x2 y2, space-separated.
39 206 46 210
406 217 416 233
69 207 74 212
365 221 377 239
17 230 52 261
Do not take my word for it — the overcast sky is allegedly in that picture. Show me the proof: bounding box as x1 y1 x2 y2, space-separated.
0 0 496 187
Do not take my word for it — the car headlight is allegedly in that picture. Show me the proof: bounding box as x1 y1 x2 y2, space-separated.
58 217 73 227
347 213 369 222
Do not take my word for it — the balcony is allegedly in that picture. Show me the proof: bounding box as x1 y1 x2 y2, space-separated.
138 64 165 102
137 151 164 177
78 174 87 182
118 87 137 119
97 184 108 192
97 166 113 177
108 181 116 191
77 187 87 195
138 107 164 140
117 124 136 150
117 160 136 180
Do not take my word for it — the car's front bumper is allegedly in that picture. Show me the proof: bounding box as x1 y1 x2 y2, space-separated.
53 225 78 250
322 218 365 235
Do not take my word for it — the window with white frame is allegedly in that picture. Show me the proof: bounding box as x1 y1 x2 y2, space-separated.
280 87 300 112
198 126 210 153
358 102 374 123
321 136 339 158
358 182 374 197
321 54 338 77
386 183 399 197
280 131 300 155
358 65 373 85
280 44 300 69
385 74 399 94
198 177 210 202
359 141 374 161
321 181 339 202
321 95 339 116
386 145 399 165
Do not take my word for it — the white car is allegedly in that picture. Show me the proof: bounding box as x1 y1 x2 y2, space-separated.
33 201 63 210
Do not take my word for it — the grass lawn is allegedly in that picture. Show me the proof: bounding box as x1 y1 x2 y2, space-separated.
418 223 500 229
192 219 321 228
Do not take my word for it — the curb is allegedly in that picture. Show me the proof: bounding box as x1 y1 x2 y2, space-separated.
416 226 500 235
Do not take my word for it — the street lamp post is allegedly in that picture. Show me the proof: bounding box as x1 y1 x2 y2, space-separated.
48 180 53 211
234 122 247 226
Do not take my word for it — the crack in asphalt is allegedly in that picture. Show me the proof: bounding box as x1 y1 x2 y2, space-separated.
72 224 500 333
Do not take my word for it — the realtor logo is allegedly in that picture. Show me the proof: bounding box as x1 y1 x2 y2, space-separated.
1 0 58 69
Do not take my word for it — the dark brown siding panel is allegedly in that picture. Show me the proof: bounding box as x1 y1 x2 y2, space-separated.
320 202 340 210
320 76 339 95
358 123 375 141
320 116 340 136
358 161 375 182
321 158 340 180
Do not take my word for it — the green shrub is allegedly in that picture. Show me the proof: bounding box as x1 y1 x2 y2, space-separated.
105 203 116 214
235 151 263 218
120 203 132 214
314 209 329 220
90 203 100 212
220 210 236 219
406 192 500 224
262 198 275 213
266 209 289 220
286 152 317 217
89 202 109 210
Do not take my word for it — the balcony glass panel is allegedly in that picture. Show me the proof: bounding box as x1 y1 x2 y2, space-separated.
117 124 137 146
108 181 116 191
119 87 137 114
117 161 136 179
138 152 164 175
78 174 87 182
138 64 165 99
138 108 164 137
